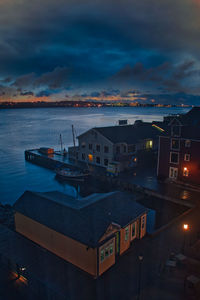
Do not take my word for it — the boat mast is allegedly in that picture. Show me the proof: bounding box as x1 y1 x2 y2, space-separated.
59 134 63 153
72 125 77 162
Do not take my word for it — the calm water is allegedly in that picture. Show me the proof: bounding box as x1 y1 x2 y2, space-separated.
0 106 190 205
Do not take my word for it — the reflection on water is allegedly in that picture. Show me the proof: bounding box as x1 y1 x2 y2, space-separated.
0 106 190 204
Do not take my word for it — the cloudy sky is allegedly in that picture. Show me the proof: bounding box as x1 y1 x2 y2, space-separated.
0 0 200 104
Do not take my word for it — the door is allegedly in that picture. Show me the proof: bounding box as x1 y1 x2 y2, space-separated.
169 167 178 179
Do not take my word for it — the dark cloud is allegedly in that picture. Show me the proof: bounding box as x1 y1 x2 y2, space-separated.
0 0 200 102
20 91 34 96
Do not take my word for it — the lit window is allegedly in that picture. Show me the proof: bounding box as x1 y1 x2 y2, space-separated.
170 152 179 164
125 227 129 241
183 167 189 177
171 139 180 150
185 140 191 148
146 140 153 149
100 249 104 262
184 154 190 161
88 154 93 162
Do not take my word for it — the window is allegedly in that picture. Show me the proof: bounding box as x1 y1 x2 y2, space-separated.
104 146 109 153
125 227 129 241
88 154 93 162
116 146 120 154
184 154 190 161
185 140 191 148
146 140 153 149
132 223 136 237
100 249 104 262
96 156 100 164
109 243 113 255
82 153 86 160
104 158 108 166
128 145 136 153
105 247 109 258
141 216 145 229
89 143 93 150
169 167 178 179
123 145 127 153
96 144 100 152
170 152 179 164
81 142 86 149
171 139 180 150
183 167 189 177
171 125 181 137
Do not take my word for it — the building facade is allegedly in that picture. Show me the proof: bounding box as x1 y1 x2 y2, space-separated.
157 121 200 185
14 191 147 277
68 121 166 172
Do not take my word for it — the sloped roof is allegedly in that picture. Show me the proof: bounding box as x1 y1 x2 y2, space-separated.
181 107 200 126
14 191 147 248
80 121 167 144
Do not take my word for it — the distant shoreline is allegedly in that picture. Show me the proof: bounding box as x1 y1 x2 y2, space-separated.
0 101 193 109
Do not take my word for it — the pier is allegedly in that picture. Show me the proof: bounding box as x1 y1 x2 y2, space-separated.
25 149 81 171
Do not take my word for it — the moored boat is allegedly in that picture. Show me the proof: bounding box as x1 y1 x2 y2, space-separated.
55 168 89 182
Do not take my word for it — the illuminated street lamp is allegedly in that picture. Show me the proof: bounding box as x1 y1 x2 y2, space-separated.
182 223 189 254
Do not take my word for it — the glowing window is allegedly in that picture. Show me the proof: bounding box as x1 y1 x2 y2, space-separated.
183 167 189 177
88 154 93 162
146 140 153 149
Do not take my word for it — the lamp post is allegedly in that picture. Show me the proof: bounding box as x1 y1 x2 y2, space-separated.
137 255 143 300
182 223 189 254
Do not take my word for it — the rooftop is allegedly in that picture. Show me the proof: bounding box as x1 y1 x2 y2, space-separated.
78 121 167 144
14 191 147 248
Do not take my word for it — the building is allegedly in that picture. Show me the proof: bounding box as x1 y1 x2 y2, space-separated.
14 190 147 277
68 120 166 172
157 119 200 185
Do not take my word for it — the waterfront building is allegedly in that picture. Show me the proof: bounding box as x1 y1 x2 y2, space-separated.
68 120 166 172
157 118 200 185
14 190 147 277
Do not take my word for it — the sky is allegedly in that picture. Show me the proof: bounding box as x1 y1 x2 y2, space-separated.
0 0 200 104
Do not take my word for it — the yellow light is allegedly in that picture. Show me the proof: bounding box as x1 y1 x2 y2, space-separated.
183 224 189 230
184 167 188 171
88 154 93 162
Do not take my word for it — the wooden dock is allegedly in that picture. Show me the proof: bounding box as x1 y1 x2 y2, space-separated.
25 149 80 171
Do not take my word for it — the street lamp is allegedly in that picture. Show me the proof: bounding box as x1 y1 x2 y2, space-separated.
182 223 189 254
137 255 143 300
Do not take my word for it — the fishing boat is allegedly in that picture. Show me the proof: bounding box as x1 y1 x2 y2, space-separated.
55 168 89 182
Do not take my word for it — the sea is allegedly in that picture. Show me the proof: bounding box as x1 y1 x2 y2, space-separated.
0 106 190 205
